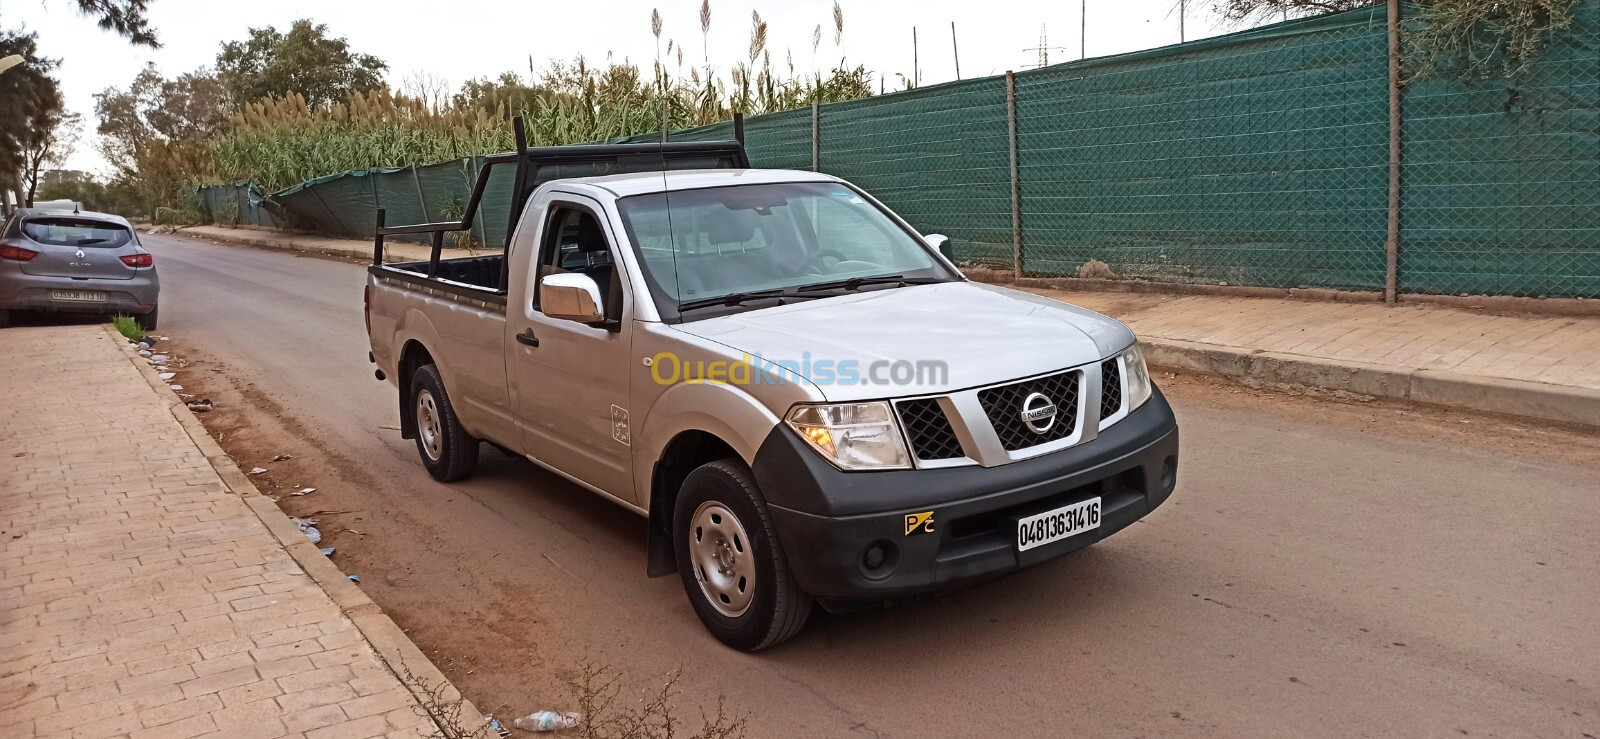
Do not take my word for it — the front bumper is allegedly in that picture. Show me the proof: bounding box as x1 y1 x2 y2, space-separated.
752 388 1179 603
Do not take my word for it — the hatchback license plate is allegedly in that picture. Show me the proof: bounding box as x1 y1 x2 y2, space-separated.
1016 497 1101 552
51 290 107 302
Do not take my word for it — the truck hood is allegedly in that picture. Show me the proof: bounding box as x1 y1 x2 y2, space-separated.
671 281 1135 401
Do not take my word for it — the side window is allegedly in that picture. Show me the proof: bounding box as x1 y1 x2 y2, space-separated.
536 206 622 320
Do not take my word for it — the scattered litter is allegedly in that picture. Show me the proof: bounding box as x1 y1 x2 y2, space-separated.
138 349 151 357
341 528 364 536
170 384 184 391
290 517 321 545
148 354 169 364
272 453 293 461
156 336 168 341
483 715 511 738
186 399 213 413
512 711 582 732
139 336 157 347
320 547 335 557
347 574 360 584
159 372 176 381
292 487 316 496
378 424 400 431
247 467 268 476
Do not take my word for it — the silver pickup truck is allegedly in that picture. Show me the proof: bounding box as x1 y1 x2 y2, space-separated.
364 129 1179 650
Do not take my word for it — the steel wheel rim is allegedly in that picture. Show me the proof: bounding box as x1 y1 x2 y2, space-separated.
690 501 756 618
416 389 442 462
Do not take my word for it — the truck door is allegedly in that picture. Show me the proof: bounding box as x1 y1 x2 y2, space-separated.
508 195 637 506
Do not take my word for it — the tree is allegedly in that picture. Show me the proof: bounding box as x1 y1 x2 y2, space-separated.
215 20 388 108
93 65 227 213
0 29 62 207
69 0 160 47
1213 0 1374 25
22 111 82 206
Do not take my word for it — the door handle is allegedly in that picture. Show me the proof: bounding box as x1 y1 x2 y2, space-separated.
515 329 540 347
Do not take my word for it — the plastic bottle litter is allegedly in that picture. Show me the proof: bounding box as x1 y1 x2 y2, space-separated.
512 712 582 732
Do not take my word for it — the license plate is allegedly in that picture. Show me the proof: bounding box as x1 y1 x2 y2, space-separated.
1016 497 1101 552
51 290 107 302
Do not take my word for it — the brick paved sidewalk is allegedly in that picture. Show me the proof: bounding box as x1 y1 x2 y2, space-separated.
1021 288 1600 392
0 326 450 738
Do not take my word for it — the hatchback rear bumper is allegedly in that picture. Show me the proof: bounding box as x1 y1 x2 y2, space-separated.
0 271 158 315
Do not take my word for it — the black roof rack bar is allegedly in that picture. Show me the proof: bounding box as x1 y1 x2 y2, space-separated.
372 115 750 267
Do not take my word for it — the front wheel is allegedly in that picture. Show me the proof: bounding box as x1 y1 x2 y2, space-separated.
673 459 812 651
409 364 479 482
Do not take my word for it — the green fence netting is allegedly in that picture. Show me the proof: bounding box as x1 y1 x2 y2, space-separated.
1016 7 1391 290
197 182 288 230
199 1 1600 297
1398 4 1600 297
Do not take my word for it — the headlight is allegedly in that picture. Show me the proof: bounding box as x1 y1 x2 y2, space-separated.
1124 343 1154 411
785 402 912 471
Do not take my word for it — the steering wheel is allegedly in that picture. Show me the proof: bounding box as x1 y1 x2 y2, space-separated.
803 249 852 274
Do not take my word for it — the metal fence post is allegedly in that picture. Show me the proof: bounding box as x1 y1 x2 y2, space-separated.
811 101 820 172
1007 70 1023 279
411 164 429 220
1384 0 1402 303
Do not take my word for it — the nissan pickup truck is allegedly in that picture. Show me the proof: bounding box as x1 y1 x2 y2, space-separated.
364 124 1179 650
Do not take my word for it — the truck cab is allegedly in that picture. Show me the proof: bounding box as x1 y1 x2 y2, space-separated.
365 132 1178 650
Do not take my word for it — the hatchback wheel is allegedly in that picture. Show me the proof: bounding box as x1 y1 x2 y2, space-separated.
409 363 478 482
673 459 812 651
136 306 159 331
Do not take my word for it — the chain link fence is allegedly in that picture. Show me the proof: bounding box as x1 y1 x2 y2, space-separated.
201 1 1599 298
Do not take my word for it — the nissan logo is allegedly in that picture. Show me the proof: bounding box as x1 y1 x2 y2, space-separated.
1019 392 1058 434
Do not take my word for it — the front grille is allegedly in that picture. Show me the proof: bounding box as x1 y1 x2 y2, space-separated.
977 371 1080 451
896 398 964 460
1100 358 1123 419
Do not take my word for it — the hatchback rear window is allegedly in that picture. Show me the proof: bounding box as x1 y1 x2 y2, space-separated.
21 218 132 248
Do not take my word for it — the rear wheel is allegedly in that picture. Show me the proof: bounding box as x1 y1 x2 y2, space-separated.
136 306 159 331
409 364 479 482
673 459 812 651
0 309 10 329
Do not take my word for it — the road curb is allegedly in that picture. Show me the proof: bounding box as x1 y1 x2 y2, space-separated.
1141 336 1600 429
105 325 488 735
149 226 383 262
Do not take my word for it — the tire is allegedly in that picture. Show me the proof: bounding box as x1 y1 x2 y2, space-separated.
673 459 812 651
409 364 479 482
136 306 159 331
0 309 10 329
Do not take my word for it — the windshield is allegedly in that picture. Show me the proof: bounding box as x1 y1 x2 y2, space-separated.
616 181 954 318
22 218 132 248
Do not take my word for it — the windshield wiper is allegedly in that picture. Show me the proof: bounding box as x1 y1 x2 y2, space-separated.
796 275 945 293
676 288 828 313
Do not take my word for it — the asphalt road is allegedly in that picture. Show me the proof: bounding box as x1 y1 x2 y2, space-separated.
143 232 1600 737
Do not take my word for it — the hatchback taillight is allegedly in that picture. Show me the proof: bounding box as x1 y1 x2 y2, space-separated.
0 244 38 261
120 253 153 267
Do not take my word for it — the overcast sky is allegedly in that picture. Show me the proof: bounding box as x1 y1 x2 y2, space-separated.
12 0 1242 174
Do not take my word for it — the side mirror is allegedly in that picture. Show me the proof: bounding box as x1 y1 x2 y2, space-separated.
540 273 605 324
924 233 952 259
